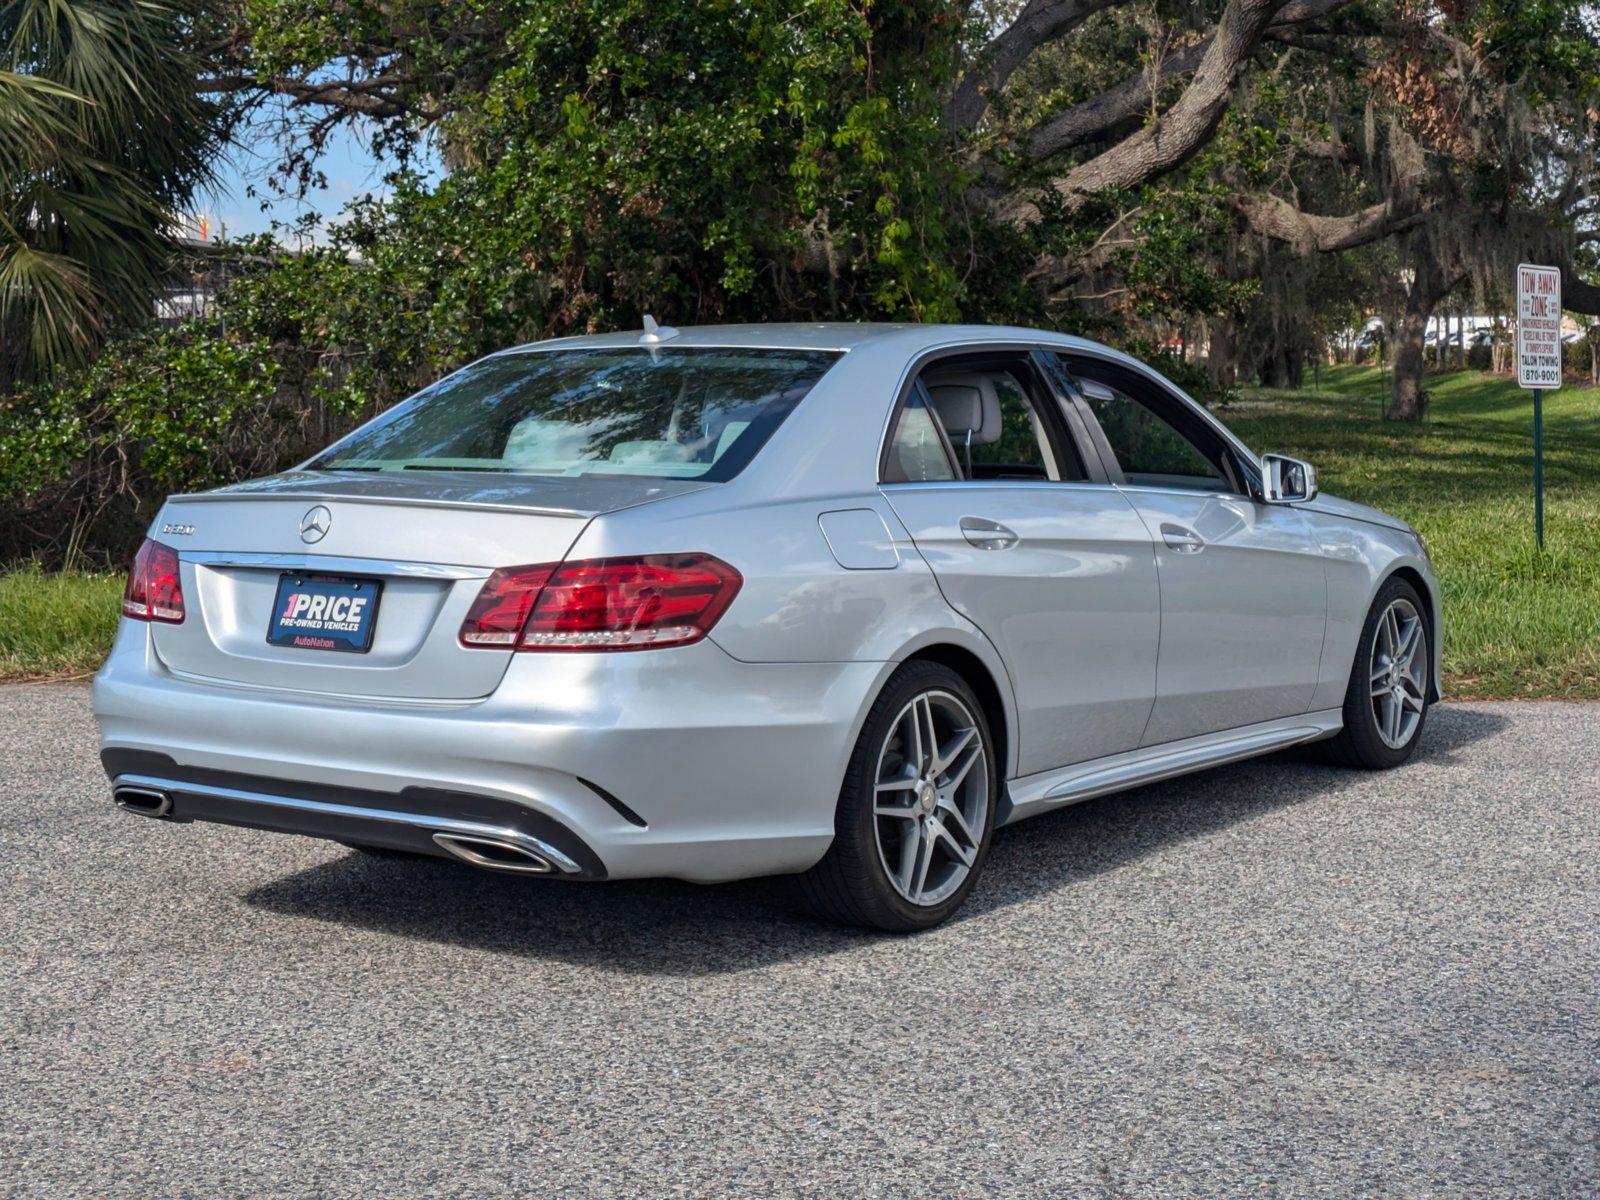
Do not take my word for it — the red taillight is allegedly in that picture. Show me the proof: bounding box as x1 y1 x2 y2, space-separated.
458 564 557 646
459 554 741 652
122 538 185 623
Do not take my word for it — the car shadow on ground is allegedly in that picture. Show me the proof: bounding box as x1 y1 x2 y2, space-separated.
242 704 1509 977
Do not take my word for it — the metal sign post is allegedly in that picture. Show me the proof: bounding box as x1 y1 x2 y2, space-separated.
1515 264 1562 551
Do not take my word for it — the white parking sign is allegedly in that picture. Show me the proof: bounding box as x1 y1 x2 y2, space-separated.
1516 264 1562 390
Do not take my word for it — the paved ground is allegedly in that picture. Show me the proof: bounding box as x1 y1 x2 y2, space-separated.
1 685 1594 1198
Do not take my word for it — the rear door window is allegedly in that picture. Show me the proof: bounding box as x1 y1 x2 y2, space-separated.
888 355 1085 483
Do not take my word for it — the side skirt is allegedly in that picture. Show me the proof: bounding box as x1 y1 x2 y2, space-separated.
1003 709 1344 825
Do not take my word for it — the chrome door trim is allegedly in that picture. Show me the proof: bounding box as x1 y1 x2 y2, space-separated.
182 550 491 580
1003 709 1344 822
111 772 583 873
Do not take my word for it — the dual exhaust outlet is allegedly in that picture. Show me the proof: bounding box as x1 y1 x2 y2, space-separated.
112 784 558 875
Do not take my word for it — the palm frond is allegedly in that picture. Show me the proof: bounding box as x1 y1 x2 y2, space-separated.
0 0 223 384
0 239 104 369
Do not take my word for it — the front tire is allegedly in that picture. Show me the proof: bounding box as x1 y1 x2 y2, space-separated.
1323 577 1431 769
795 661 998 932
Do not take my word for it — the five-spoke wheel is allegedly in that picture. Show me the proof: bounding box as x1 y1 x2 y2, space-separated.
871 690 989 907
1325 576 1431 768
796 661 997 932
1369 596 1427 750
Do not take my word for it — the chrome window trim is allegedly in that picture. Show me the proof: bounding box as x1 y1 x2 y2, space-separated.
879 478 1117 496
1114 483 1257 502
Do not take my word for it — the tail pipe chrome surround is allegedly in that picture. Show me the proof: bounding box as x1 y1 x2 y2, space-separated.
431 832 555 875
114 785 173 818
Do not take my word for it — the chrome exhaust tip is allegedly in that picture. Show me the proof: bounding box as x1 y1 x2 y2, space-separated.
114 785 173 819
431 832 554 875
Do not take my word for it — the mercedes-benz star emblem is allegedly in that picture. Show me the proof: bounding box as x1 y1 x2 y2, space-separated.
299 505 332 544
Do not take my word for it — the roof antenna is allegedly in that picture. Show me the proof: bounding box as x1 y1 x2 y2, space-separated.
639 314 680 346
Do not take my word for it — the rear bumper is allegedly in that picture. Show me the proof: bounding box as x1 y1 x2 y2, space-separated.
105 752 602 876
94 622 890 883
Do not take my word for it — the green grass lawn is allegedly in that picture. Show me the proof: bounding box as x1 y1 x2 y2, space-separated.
1226 365 1600 698
1 364 1595 696
0 566 124 681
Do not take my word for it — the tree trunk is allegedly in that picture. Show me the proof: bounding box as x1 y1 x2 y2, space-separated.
1388 234 1459 421
1258 349 1282 388
1389 300 1429 420
1208 317 1239 395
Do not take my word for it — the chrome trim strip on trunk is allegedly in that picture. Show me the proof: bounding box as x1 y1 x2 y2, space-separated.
181 550 491 580
110 772 583 874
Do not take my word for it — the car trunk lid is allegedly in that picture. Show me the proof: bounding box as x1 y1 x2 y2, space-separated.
145 471 710 700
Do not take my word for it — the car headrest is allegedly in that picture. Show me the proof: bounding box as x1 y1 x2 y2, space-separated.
926 376 1003 445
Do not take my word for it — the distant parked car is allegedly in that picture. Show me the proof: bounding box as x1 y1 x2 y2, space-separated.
96 323 1440 931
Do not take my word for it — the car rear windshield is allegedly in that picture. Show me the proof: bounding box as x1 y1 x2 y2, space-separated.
309 347 842 480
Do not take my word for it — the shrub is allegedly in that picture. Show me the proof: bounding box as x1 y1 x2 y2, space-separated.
0 322 283 562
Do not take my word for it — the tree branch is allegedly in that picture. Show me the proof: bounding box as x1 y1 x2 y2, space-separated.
198 72 439 121
1005 0 1293 223
1562 266 1600 316
1024 39 1209 161
1234 194 1425 252
1020 0 1354 163
948 0 1128 131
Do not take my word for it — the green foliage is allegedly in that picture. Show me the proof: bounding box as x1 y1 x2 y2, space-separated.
0 0 224 384
0 319 280 558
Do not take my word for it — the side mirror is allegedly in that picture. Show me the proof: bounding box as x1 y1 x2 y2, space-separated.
1260 453 1318 504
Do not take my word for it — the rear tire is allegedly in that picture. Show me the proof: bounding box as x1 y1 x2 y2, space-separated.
794 661 998 932
1322 576 1431 769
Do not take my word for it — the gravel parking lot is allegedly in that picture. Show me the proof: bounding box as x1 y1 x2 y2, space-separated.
2 684 1594 1198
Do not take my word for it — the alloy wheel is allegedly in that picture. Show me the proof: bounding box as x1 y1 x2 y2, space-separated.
871 689 988 907
1370 597 1427 750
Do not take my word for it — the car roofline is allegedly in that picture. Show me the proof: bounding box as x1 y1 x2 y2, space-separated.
484 322 1125 358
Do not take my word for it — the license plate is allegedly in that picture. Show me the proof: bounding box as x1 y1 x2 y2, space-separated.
267 573 383 653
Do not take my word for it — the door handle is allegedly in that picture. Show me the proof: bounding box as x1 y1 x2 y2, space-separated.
1160 523 1205 553
960 516 1019 551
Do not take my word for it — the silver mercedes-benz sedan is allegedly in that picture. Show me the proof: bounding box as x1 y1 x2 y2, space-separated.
95 323 1440 930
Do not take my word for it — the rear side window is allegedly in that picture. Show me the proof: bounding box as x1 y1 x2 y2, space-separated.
883 389 957 482
310 347 841 481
